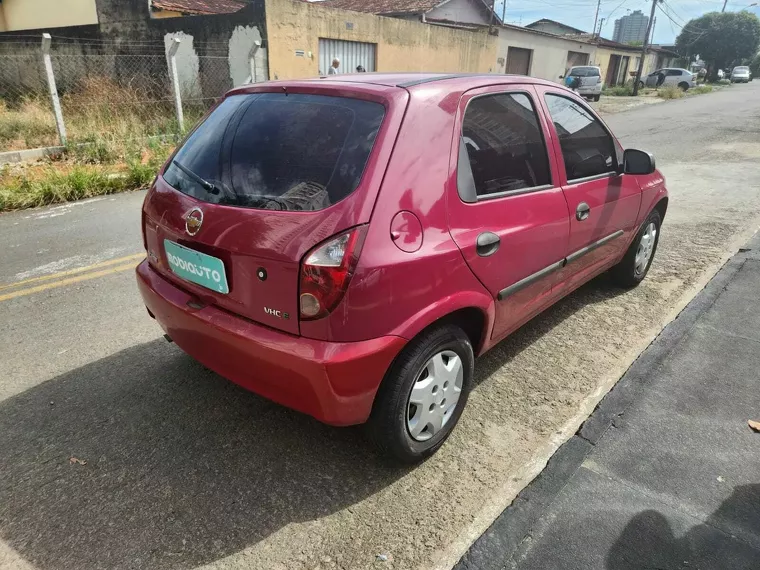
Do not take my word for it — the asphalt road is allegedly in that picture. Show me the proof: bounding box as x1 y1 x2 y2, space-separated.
1 82 760 570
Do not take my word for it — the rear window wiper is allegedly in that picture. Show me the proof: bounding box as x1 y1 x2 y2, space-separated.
171 160 220 195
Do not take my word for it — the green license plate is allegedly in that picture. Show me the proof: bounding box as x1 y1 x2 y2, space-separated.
164 240 229 294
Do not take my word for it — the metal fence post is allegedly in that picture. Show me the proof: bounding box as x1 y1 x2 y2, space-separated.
168 38 184 133
41 33 67 146
249 40 262 83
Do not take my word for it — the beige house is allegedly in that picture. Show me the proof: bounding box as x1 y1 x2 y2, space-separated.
0 0 98 32
265 0 498 79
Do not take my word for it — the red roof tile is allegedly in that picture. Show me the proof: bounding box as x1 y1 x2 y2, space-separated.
152 0 247 15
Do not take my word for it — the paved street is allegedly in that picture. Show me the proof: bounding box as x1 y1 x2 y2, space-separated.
458 233 760 570
1 82 760 570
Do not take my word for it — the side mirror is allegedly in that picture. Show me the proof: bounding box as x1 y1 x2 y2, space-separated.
623 149 656 175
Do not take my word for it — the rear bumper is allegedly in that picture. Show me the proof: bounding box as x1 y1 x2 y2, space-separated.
577 85 602 95
136 260 406 426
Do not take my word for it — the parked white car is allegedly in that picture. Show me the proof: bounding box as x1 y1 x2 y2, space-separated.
563 66 603 101
731 66 751 83
643 68 696 90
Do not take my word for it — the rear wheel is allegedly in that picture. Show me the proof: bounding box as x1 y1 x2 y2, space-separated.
678 82 689 91
365 324 474 464
611 210 662 288
593 95 601 102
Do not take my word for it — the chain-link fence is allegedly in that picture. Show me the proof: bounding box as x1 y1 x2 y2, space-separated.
0 35 247 153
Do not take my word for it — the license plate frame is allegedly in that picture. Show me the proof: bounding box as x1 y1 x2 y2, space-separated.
164 240 229 294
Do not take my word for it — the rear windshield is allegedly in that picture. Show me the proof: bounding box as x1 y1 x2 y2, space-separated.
735 66 749 71
569 67 600 77
163 93 386 211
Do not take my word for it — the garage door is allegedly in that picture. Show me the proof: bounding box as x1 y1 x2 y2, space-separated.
506 47 532 76
319 38 376 76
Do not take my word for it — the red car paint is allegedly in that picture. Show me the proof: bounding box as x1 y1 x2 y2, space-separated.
137 73 668 426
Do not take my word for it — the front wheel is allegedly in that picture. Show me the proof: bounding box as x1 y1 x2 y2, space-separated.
610 209 662 288
365 324 474 463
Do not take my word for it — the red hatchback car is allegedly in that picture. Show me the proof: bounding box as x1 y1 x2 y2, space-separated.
137 73 667 462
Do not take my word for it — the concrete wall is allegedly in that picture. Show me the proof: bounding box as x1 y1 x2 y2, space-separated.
427 0 490 26
265 0 498 80
0 0 99 32
0 0 267 100
497 26 596 83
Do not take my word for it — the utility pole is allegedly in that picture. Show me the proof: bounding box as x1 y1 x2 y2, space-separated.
597 17 605 38
633 0 658 96
592 0 602 40
721 0 728 12
502 0 507 23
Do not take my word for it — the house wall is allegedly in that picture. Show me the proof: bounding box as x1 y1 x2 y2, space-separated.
0 0 99 32
426 0 490 26
497 26 596 83
265 0 498 79
0 0 268 100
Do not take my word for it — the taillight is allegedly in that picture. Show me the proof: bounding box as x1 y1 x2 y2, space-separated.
141 208 148 252
597 76 602 84
299 226 367 321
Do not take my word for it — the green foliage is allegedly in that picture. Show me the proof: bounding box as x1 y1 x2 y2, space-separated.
602 84 634 96
657 85 684 99
689 85 713 94
676 11 760 72
751 53 760 78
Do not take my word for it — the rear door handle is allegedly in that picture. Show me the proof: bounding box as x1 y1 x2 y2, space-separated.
576 202 591 221
476 232 500 257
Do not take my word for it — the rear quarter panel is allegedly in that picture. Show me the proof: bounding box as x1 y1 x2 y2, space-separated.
299 86 495 348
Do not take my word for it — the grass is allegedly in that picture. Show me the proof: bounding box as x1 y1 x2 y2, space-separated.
689 85 713 95
602 84 634 96
657 85 685 99
0 139 172 212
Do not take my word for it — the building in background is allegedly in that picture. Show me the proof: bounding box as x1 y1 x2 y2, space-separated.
613 10 648 44
525 19 585 36
319 0 502 28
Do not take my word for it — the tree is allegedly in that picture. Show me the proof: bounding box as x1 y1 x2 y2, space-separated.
676 11 760 78
751 53 760 78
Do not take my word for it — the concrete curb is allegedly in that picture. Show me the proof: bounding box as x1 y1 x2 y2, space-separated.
455 232 760 570
0 146 65 165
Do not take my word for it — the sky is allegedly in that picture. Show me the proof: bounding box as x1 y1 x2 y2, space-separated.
493 0 760 44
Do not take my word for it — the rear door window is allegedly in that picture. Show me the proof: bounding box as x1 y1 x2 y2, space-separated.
459 92 551 200
544 93 617 181
163 93 385 211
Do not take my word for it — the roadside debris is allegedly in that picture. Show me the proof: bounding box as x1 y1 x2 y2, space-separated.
376 554 388 562
69 457 87 465
748 420 760 432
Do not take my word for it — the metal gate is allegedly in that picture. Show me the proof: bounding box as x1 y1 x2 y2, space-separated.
506 47 532 76
318 38 377 76
566 50 590 69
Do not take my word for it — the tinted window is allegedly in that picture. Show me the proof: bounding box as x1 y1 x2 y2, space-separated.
544 94 616 181
569 67 600 77
666 69 683 76
460 93 551 197
163 93 385 211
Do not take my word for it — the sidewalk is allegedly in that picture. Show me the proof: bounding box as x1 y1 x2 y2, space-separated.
457 233 760 570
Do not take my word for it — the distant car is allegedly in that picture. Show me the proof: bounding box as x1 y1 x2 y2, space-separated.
136 73 667 462
643 68 696 90
563 66 603 101
731 66 751 83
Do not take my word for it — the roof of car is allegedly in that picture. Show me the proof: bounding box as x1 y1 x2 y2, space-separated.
268 72 560 89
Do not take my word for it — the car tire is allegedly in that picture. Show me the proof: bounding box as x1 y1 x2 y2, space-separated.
678 82 689 91
610 209 662 289
365 324 474 464
593 95 601 102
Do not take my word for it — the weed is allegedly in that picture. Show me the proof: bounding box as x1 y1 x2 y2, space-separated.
690 85 713 95
657 85 684 99
602 84 634 96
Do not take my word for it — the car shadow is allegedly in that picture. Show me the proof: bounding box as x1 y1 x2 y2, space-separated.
606 485 760 569
0 340 410 570
473 273 628 386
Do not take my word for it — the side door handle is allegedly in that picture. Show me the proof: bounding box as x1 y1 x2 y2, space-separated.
476 232 500 257
576 202 591 221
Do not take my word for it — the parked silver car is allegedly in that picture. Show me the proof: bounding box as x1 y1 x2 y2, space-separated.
643 68 696 90
564 66 603 101
731 66 751 83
